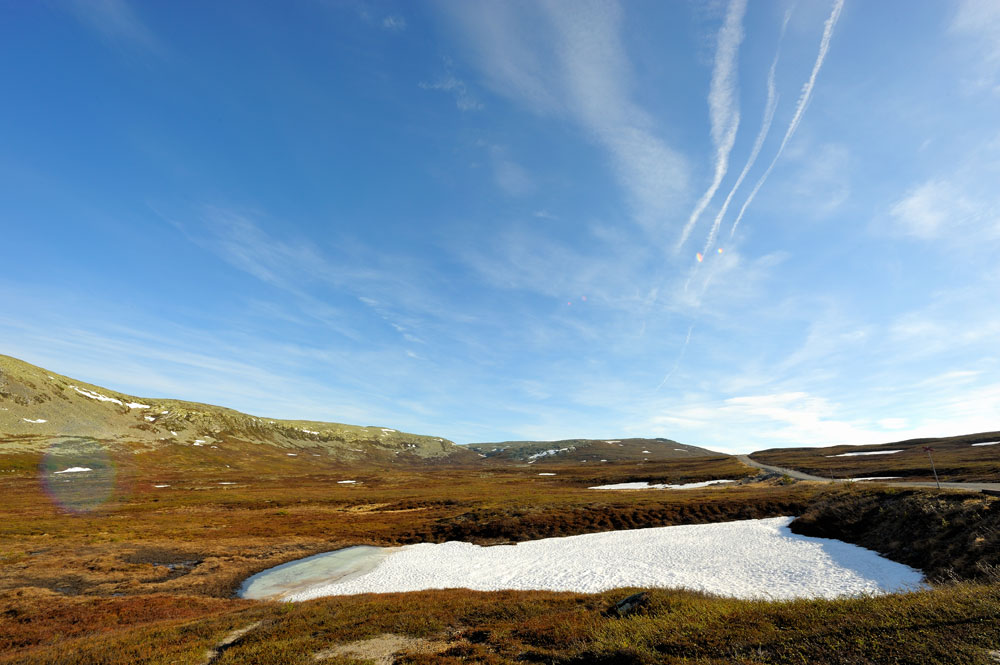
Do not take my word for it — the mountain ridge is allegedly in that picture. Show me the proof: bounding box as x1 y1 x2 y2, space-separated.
0 354 474 463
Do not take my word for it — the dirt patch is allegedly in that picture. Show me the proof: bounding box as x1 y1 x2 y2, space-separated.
314 633 452 663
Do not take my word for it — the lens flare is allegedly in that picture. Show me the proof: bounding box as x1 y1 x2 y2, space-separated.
41 438 116 513
717 248 724 254
696 252 704 262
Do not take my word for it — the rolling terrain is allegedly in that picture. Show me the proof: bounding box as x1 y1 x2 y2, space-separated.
750 431 1000 483
0 354 477 469
2 354 1000 664
466 437 718 464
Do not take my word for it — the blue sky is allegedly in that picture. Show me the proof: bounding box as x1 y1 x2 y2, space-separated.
2 0 999 452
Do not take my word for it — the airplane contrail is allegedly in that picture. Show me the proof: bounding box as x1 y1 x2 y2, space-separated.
656 324 695 391
675 0 748 252
698 11 791 257
729 0 845 239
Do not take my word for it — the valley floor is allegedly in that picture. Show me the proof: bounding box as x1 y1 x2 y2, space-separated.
1 455 999 664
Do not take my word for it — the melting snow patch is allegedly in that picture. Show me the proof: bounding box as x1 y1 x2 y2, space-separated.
674 448 686 451
22 418 47 424
528 447 575 461
259 517 924 601
537 473 556 476
287 453 298 456
72 386 122 406
54 467 92 474
827 450 903 457
591 480 737 490
127 402 150 409
642 450 651 454
847 477 902 482
301 429 319 435
170 431 178 436
144 416 155 422
154 484 170 488
219 482 237 485
337 480 357 484
972 442 999 447
604 440 621 444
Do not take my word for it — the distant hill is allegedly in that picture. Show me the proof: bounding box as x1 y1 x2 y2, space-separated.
0 354 477 465
750 431 1000 482
465 437 720 464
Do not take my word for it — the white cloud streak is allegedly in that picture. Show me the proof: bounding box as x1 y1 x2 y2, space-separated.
443 0 688 230
71 0 162 54
676 0 748 250
698 14 788 255
729 0 845 239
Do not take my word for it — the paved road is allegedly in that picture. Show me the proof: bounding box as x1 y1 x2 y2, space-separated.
736 455 1000 494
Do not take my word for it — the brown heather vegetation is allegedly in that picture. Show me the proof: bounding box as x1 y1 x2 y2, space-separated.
1 448 1000 664
751 430 1000 482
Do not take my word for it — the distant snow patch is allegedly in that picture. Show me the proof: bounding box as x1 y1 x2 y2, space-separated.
642 450 651 454
54 467 92 474
972 442 999 447
337 480 357 484
127 402 150 409
301 429 319 435
144 416 155 422
604 440 621 444
674 448 686 451
170 431 178 436
528 447 575 462
381 428 396 433
154 484 170 488
72 386 122 405
22 418 46 424
537 473 556 476
591 480 737 490
219 482 237 485
287 453 297 456
827 450 903 457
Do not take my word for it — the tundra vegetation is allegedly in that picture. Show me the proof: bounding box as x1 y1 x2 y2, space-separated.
2 357 1000 664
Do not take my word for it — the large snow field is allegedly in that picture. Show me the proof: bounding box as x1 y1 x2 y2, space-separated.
244 517 924 602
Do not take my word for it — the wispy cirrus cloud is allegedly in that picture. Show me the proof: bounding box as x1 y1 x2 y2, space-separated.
382 14 407 31
70 0 163 54
676 0 747 251
420 75 483 111
442 0 688 231
950 0 1000 92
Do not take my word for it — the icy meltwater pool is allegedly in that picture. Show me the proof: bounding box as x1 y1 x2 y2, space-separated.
239 517 924 602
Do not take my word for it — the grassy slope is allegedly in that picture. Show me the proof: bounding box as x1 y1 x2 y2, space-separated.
750 431 1000 482
0 354 475 463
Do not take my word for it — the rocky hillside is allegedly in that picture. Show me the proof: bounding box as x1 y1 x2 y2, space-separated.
0 354 475 463
465 437 719 464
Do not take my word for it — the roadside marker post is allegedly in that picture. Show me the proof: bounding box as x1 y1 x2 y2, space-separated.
923 446 941 489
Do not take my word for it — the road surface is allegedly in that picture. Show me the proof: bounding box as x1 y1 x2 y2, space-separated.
736 455 1000 494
